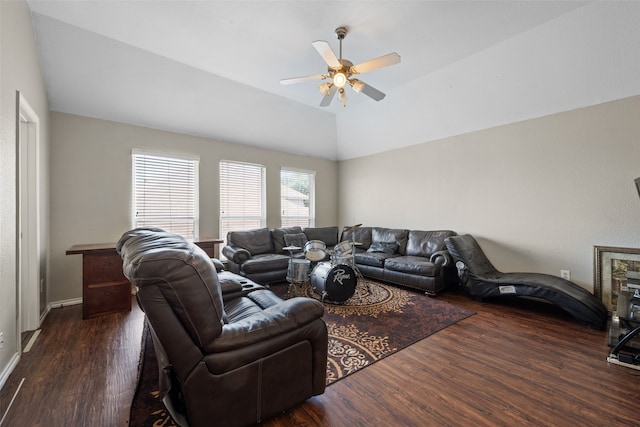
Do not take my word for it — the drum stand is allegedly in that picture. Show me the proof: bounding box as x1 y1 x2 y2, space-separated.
284 246 308 295
349 242 371 293
331 241 370 294
287 276 308 296
342 224 367 291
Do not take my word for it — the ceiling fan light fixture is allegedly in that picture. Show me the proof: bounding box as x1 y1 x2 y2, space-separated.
318 82 332 96
338 88 347 107
333 72 347 88
351 79 365 93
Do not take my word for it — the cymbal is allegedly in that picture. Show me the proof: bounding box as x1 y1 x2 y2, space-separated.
283 246 301 251
343 223 362 233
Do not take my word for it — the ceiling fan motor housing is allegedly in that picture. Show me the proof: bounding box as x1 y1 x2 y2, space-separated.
335 26 348 40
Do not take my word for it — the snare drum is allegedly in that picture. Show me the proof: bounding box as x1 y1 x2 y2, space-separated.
310 262 357 302
287 258 311 284
304 240 326 262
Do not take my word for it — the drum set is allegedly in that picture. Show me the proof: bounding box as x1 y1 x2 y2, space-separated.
284 225 362 303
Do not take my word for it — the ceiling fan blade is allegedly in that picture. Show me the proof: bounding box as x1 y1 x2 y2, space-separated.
312 40 341 69
280 74 326 85
354 80 386 101
350 52 401 74
319 85 336 107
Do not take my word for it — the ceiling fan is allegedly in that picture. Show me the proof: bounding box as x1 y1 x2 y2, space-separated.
280 27 401 107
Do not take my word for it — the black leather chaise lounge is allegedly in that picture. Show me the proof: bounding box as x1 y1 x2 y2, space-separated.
445 234 607 330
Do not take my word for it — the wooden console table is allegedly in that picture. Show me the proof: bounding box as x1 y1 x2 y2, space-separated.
67 238 223 319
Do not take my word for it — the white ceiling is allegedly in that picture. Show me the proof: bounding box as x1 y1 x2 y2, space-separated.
26 1 640 160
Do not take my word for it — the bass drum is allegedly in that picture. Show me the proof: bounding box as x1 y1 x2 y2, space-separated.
310 262 357 303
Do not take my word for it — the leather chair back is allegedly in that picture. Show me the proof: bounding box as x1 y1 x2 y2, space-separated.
118 227 226 360
445 234 499 278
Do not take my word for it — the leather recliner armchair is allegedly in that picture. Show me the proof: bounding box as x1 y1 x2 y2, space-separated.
117 227 328 427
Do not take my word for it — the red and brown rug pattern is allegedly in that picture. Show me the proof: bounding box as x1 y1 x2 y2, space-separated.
130 279 474 425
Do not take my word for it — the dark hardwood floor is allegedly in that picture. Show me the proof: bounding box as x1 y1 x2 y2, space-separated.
1 288 639 426
0 299 145 426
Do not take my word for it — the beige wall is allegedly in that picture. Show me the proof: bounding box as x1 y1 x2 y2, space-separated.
0 0 50 383
49 97 640 302
339 96 640 292
50 112 339 302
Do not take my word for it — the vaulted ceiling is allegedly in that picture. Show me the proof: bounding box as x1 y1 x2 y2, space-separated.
27 1 640 160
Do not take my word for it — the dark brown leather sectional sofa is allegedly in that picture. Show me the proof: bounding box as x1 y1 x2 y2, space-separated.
223 225 456 295
342 226 457 295
222 226 339 284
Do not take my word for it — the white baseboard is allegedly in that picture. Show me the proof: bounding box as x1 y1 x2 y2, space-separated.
47 297 83 311
0 351 21 392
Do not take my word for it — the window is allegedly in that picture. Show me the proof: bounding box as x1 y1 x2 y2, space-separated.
219 160 266 243
281 168 315 227
132 151 199 239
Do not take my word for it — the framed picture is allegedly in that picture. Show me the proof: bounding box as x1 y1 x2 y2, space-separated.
594 245 640 312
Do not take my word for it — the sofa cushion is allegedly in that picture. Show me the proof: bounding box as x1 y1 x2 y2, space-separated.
240 254 290 274
304 226 339 247
283 233 308 254
341 226 372 250
272 226 303 254
384 256 441 276
367 241 399 254
355 250 399 268
372 227 409 255
405 230 456 258
228 228 274 255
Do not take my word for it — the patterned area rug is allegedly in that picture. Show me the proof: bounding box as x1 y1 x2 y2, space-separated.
279 278 474 384
129 279 474 426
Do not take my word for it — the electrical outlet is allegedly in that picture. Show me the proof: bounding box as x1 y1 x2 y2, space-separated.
0 332 4 352
560 270 571 280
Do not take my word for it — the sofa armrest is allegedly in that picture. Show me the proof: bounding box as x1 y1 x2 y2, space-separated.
211 257 225 272
206 297 324 352
221 245 251 264
217 271 244 295
430 250 452 268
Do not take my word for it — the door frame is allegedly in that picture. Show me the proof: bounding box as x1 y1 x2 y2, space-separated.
16 91 41 336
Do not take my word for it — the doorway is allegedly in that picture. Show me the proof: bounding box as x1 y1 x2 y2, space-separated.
17 91 41 337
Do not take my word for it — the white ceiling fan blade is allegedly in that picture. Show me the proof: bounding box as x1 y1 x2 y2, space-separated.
319 85 336 107
312 40 341 69
350 52 401 74
353 80 386 101
280 74 326 85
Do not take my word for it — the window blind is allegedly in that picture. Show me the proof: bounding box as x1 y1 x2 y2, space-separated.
133 152 199 239
281 168 315 228
219 160 266 244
